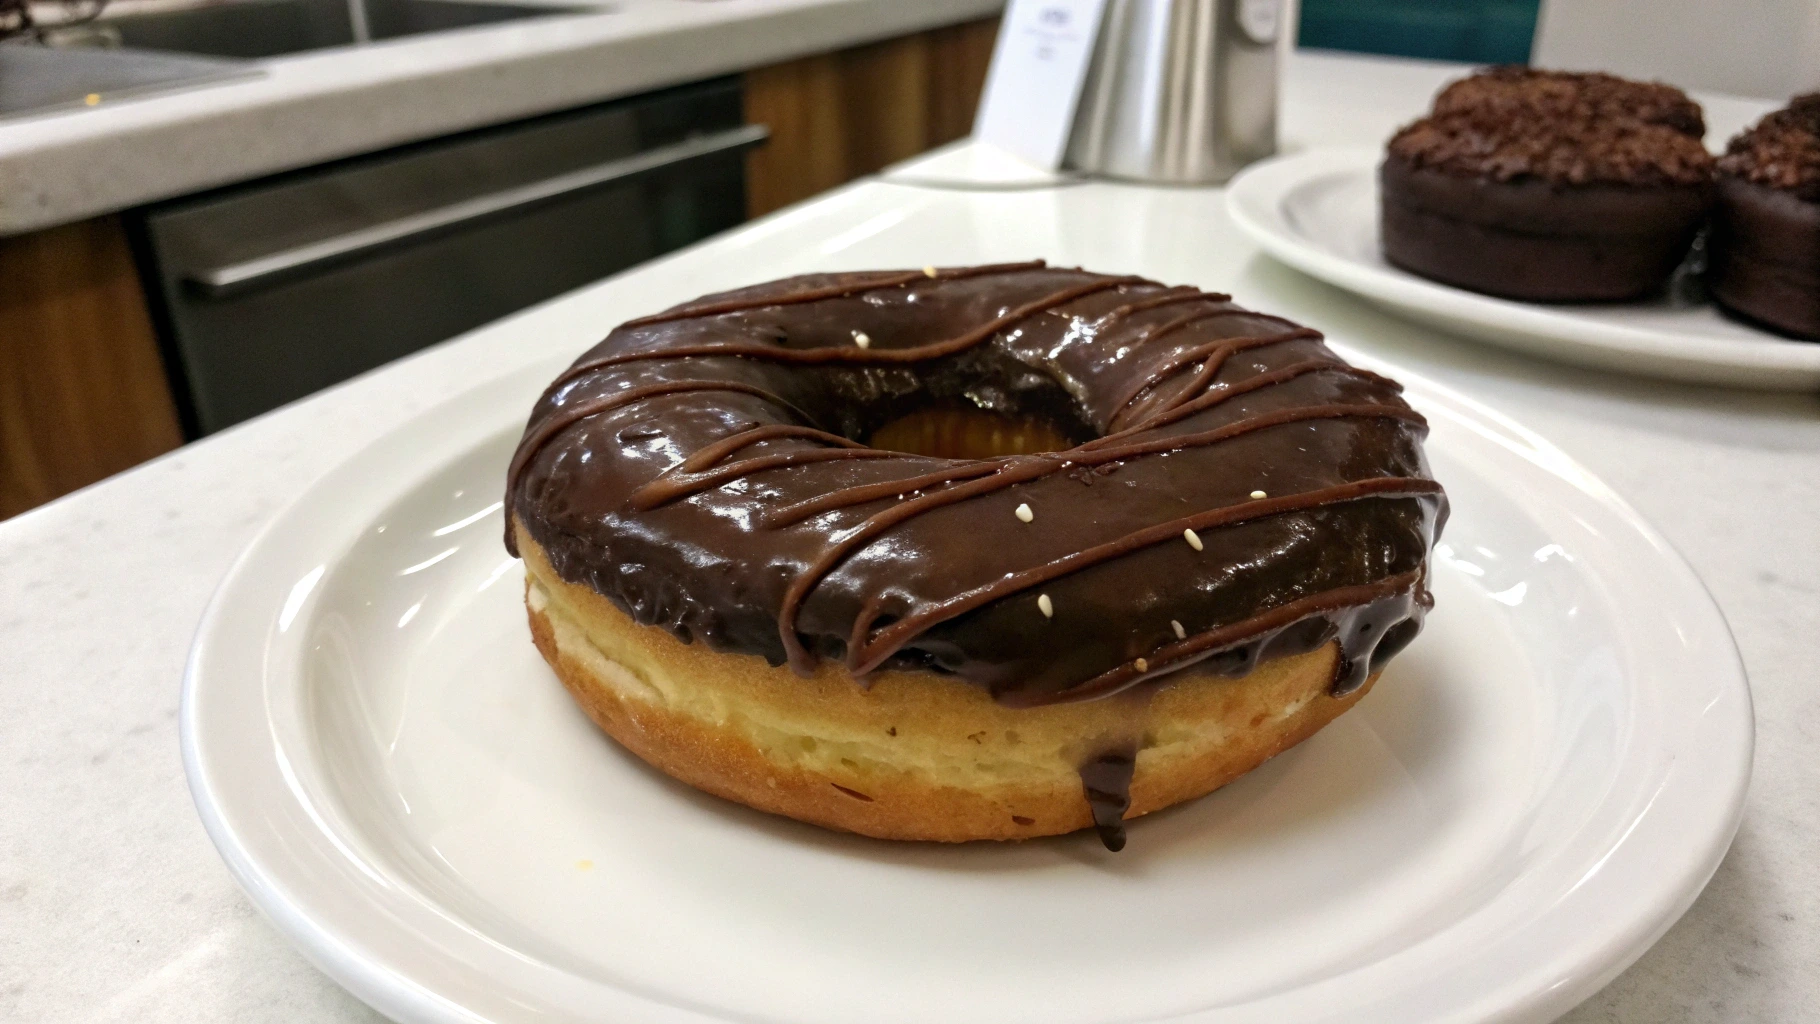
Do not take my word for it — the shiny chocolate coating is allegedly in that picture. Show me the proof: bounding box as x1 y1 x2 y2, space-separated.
506 263 1446 710
1710 96 1820 339
1710 176 1820 339
1380 154 1712 302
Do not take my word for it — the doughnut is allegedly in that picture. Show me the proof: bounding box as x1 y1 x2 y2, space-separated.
1381 67 1714 302
505 263 1447 849
1710 94 1820 339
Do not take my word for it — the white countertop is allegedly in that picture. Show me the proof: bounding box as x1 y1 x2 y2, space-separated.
3 49 1816 1024
0 0 1001 236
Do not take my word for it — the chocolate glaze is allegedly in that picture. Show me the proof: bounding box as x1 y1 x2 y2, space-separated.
1380 155 1712 302
506 264 1447 844
1710 98 1820 339
1079 747 1137 852
1710 176 1820 339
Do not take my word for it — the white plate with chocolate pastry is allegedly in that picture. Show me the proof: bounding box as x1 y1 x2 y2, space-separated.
1231 69 1820 391
1228 147 1820 391
184 266 1752 1024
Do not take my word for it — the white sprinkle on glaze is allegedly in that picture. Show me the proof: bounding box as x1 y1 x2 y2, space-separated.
853 331 871 348
1171 619 1186 640
1037 593 1054 618
1015 502 1034 523
1134 658 1149 672
1183 528 1203 551
1250 489 1268 500
923 265 938 278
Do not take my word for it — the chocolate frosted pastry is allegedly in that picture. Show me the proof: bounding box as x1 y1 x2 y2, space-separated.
506 263 1446 850
1382 67 1714 302
1709 94 1820 338
1430 66 1706 136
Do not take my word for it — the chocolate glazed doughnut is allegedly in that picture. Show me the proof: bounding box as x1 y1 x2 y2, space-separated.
506 263 1447 849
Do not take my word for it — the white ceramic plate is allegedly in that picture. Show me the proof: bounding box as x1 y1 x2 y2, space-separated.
184 350 1752 1024
1226 147 1820 391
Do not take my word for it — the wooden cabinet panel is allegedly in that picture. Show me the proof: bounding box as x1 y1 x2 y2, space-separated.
0 19 999 521
0 216 183 520
744 16 1000 217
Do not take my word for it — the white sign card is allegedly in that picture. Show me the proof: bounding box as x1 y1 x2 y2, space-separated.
972 0 1110 170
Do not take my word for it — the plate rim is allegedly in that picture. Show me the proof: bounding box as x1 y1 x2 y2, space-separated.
181 349 1754 1024
1224 146 1820 391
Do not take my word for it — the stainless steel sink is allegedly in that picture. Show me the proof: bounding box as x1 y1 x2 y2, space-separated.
44 0 597 59
0 42 255 119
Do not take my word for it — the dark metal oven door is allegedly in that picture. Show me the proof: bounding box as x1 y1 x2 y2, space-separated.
137 77 761 435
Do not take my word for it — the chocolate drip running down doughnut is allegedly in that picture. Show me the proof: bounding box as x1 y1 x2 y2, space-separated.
507 263 1446 847
1080 746 1138 852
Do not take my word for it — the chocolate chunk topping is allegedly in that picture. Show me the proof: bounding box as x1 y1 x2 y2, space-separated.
1431 66 1706 136
1719 93 1820 200
1079 747 1137 851
1389 66 1714 186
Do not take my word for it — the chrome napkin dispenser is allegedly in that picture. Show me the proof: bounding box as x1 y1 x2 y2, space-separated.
1065 0 1283 184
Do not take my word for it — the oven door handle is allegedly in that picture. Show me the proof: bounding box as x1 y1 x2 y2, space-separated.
184 123 769 299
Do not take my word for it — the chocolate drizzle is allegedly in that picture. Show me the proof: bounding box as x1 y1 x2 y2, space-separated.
506 264 1447 841
1079 747 1138 852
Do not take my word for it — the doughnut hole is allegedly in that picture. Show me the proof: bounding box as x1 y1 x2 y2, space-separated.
867 408 1074 459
